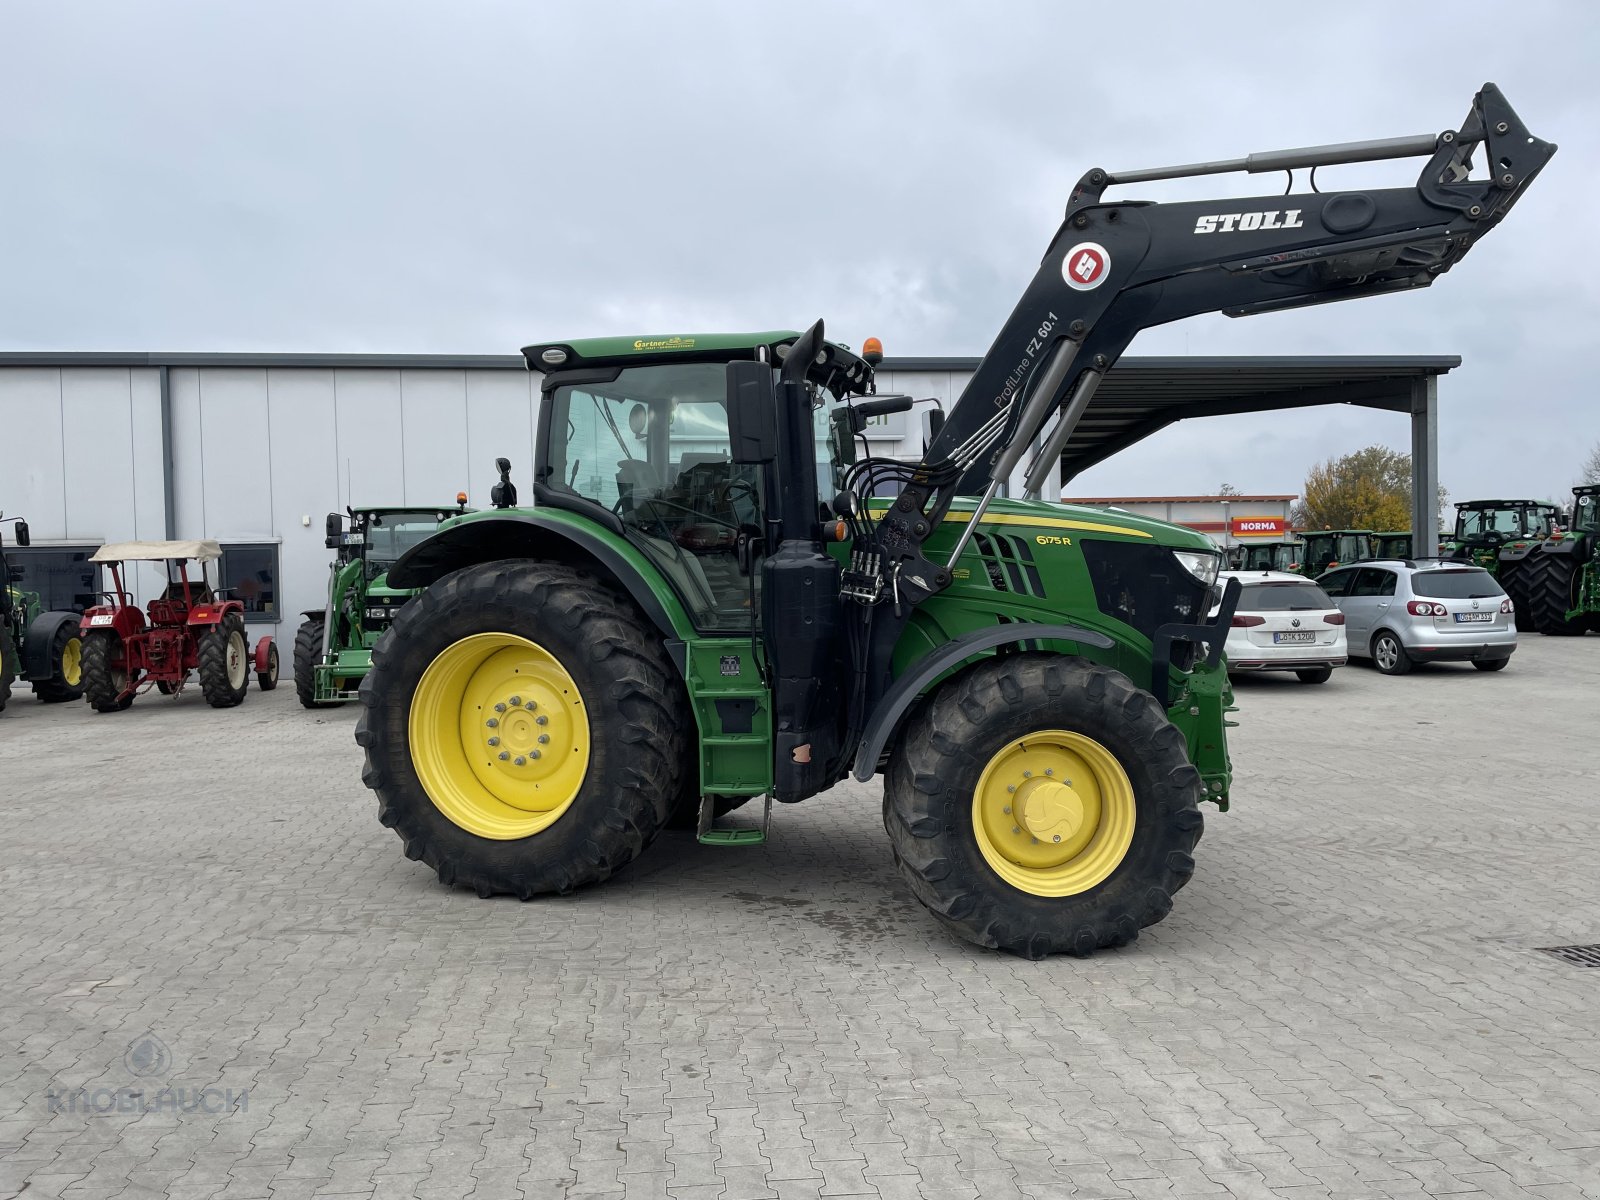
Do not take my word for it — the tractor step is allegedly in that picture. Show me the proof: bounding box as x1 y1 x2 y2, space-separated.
696 793 771 846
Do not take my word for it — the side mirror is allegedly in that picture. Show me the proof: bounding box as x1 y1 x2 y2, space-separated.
13 519 29 547
925 407 945 446
726 361 777 465
324 513 342 549
491 458 517 509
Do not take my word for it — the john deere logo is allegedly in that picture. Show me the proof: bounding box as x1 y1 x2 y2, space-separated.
124 1033 171 1078
633 336 696 352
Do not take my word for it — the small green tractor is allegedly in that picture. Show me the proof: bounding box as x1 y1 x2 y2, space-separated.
295 502 467 707
0 516 86 713
353 85 1550 956
1295 529 1375 576
1440 499 1558 630
1233 541 1303 573
1371 531 1413 559
1520 485 1600 635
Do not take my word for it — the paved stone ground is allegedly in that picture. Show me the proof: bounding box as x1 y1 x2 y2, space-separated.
1 635 1597 1199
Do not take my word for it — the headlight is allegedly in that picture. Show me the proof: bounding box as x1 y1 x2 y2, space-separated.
1172 548 1221 587
365 607 388 621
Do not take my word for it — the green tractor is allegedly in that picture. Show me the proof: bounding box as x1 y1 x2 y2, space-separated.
1522 485 1600 635
0 516 86 712
1295 529 1375 576
353 85 1550 955
294 502 467 707
1371 531 1413 560
1440 499 1558 630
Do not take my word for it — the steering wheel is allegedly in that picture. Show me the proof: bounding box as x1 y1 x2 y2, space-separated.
1480 530 1508 547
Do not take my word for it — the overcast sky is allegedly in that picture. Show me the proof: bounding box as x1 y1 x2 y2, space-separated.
2 1 1595 503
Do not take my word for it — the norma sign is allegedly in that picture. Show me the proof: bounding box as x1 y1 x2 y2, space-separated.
1232 517 1286 538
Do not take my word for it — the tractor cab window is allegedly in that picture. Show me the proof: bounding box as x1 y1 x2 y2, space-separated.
1457 507 1539 538
1574 493 1599 534
546 363 763 631
360 512 445 575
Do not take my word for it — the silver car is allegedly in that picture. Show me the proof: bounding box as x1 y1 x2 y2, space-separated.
1317 560 1517 675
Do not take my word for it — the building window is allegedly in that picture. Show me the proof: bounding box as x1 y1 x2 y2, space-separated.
218 543 280 623
6 546 103 613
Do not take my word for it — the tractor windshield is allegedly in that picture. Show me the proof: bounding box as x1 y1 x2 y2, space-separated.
362 512 446 571
1456 506 1551 539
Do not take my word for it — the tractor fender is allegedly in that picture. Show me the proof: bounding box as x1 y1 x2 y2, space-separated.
850 622 1115 782
22 611 80 679
253 636 275 674
81 604 145 641
388 514 693 642
1499 542 1539 563
1537 537 1586 559
186 598 244 627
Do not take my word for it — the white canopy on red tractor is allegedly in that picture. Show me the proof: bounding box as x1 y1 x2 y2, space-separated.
90 540 223 563
91 544 224 566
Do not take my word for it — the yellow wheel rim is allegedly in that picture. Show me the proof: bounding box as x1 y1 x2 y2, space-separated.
972 729 1136 897
409 632 590 840
61 637 83 688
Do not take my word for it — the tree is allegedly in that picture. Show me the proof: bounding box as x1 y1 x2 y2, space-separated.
1582 440 1600 485
1217 482 1242 497
1293 445 1420 531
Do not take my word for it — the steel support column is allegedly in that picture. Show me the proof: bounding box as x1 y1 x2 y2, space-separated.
1409 375 1439 557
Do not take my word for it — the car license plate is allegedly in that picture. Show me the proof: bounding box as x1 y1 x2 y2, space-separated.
1273 631 1315 644
1453 612 1493 623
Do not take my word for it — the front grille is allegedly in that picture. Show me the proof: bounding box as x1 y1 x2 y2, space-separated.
973 532 1046 598
1081 540 1206 641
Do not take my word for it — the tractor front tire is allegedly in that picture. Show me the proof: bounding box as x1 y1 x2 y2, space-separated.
883 655 1204 959
294 617 340 708
257 641 280 691
356 561 689 899
1525 554 1588 636
30 619 85 703
198 613 250 708
81 632 134 712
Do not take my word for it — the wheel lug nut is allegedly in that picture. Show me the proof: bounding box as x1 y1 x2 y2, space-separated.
509 696 521 706
530 749 541 760
514 756 526 766
1012 826 1021 835
486 717 499 728
1006 785 1015 793
1023 771 1032 778
536 715 548 726
498 752 510 761
538 734 549 745
1002 806 1011 815
525 700 537 710
1031 838 1039 845
487 736 500 746
494 703 506 713
1052 834 1062 843
1044 768 1053 776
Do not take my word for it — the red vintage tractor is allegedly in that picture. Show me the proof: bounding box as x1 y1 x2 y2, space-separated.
78 540 278 712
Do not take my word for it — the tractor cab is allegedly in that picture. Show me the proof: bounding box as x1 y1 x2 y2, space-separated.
1237 541 1302 573
1372 532 1413 560
1445 500 1557 560
1298 530 1374 574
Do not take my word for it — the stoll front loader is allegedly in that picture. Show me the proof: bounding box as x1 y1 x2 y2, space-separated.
0 516 86 712
1441 499 1559 630
295 502 468 707
1522 485 1600 635
356 86 1551 956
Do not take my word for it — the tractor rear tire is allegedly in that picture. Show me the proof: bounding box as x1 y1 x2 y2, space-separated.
30 618 85 703
1525 553 1588 636
883 655 1204 959
1294 666 1333 684
356 561 690 899
294 617 340 708
81 631 133 712
1499 560 1536 633
198 613 250 708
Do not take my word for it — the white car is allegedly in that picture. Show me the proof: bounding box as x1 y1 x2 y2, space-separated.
1216 570 1349 683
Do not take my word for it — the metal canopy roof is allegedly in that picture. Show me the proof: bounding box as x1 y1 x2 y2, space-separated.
882 354 1459 481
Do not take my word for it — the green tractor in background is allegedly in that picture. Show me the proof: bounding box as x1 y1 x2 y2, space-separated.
0 516 85 712
1295 529 1375 576
1233 540 1303 573
1371 532 1413 560
1440 499 1558 631
294 501 467 707
1522 485 1600 635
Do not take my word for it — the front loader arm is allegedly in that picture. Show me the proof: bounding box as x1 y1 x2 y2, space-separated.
866 83 1553 607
